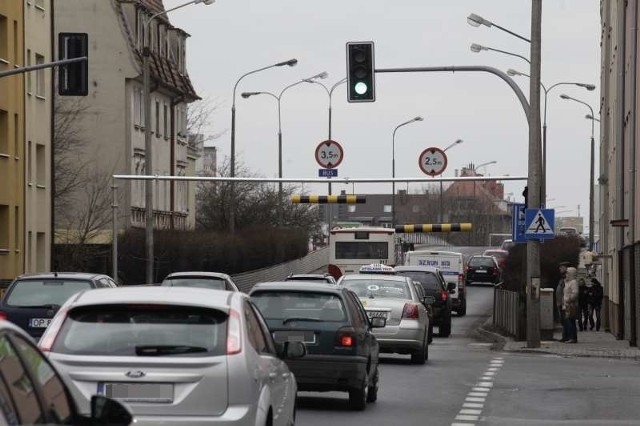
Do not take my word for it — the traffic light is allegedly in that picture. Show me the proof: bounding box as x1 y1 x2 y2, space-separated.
346 41 375 102
522 186 529 205
58 33 88 96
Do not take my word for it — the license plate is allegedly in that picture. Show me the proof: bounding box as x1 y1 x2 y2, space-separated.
99 383 173 403
475 270 487 273
29 318 51 328
273 331 316 344
366 311 388 319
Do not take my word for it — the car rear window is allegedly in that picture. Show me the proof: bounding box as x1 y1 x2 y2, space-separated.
252 291 346 322
341 278 411 300
485 251 507 259
161 277 227 290
52 304 227 357
396 271 443 291
469 258 496 267
5 279 92 307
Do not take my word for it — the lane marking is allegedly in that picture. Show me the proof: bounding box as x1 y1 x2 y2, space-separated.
465 397 486 402
468 392 488 397
463 402 484 409
452 357 505 426
460 409 482 415
455 414 480 421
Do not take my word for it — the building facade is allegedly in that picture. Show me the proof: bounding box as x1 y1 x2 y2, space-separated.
53 0 200 254
0 1 25 285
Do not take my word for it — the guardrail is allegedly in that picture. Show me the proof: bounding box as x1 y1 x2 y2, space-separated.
493 287 525 339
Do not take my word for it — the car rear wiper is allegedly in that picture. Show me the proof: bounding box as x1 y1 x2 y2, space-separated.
135 345 208 356
17 304 61 310
282 317 323 324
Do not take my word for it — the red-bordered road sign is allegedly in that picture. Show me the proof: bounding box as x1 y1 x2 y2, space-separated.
418 147 448 176
315 140 344 169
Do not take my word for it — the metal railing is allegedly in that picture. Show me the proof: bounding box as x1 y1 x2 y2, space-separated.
493 287 524 338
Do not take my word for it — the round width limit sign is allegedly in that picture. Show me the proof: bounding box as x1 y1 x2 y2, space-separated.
315 140 344 169
418 147 448 176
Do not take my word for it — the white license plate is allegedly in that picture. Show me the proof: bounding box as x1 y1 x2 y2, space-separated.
367 311 388 319
475 270 487 273
29 318 51 328
99 383 173 403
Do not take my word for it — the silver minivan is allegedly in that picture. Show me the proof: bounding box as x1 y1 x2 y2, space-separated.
38 286 304 426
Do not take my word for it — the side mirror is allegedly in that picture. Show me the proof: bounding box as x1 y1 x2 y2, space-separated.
423 296 435 305
447 282 456 293
90 395 132 426
277 341 306 359
369 317 386 328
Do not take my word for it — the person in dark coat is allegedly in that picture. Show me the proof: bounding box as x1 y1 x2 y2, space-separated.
587 277 604 331
578 278 589 331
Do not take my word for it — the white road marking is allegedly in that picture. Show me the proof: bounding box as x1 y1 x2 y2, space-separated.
465 397 486 402
484 371 496 376
477 381 493 387
452 357 506 425
463 402 484 408
468 392 488 397
460 409 483 415
455 414 480 421
488 367 500 371
472 387 491 392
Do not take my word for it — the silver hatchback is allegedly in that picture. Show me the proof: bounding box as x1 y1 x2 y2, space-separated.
38 286 304 426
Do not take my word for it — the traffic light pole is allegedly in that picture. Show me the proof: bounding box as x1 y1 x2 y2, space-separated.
0 56 86 79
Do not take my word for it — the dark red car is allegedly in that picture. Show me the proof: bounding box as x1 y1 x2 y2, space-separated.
483 249 509 270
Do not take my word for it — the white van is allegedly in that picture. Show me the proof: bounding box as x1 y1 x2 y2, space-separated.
404 250 466 316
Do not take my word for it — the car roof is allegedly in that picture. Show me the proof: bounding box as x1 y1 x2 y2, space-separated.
484 249 508 254
286 274 331 279
250 281 343 294
340 274 409 283
394 265 441 273
64 286 242 310
407 250 463 257
14 272 107 281
163 271 231 280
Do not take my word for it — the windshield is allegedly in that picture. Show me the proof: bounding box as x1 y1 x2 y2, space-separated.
52 304 227 356
6 279 92 307
252 291 346 322
162 277 227 290
341 278 411 300
470 258 496 267
334 242 389 260
396 271 443 291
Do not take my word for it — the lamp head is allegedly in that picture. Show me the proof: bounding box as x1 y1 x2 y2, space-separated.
241 92 261 98
579 83 597 91
467 13 488 27
414 116 424 122
276 58 298 67
470 43 484 53
314 71 329 80
195 0 215 4
560 94 570 100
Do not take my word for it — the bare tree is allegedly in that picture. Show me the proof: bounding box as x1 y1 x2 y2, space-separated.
187 96 225 147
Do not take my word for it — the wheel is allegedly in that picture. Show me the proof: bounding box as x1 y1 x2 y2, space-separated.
439 318 452 337
457 299 467 317
428 324 434 344
411 334 427 365
366 365 379 403
349 373 368 410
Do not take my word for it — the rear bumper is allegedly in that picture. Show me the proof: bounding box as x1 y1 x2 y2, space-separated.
132 404 257 426
374 323 426 354
287 355 368 392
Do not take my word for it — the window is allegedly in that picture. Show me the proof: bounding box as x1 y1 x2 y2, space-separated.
383 205 391 213
0 205 8 250
35 54 44 97
163 104 168 138
5 279 92 307
12 21 17 65
14 207 19 251
244 302 269 354
133 89 141 126
334 242 389 260
26 50 31 93
348 205 356 213
35 144 45 187
12 335 73 423
36 233 44 271
155 101 160 136
0 15 8 61
13 114 18 158
0 109 7 154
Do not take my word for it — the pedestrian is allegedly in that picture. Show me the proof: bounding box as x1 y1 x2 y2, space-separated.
555 261 570 340
588 277 604 331
562 267 579 343
578 278 589 331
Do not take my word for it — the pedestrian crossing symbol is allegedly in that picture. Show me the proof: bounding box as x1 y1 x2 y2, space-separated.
524 208 555 240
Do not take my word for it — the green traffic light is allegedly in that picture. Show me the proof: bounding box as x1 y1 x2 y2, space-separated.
354 81 368 95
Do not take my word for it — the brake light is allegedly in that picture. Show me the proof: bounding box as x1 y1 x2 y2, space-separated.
226 309 242 355
336 326 355 347
441 290 448 302
0 312 6 321
401 303 420 319
341 336 353 346
38 307 68 352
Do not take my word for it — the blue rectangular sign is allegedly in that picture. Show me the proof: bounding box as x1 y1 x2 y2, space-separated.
318 168 338 177
512 203 527 243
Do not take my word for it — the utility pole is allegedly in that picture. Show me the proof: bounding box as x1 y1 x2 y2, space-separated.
526 0 543 348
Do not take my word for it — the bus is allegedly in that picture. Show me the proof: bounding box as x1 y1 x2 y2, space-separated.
328 226 397 278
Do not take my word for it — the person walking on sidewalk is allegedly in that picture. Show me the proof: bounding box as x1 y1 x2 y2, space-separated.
555 261 570 340
588 277 604 331
562 267 579 343
578 278 590 331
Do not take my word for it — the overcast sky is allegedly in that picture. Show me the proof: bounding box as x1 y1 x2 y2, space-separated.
167 0 600 231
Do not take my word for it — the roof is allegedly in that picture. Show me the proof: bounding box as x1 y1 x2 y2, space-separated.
66 286 241 310
14 272 107 281
331 226 395 234
250 282 343 294
286 274 331 279
164 271 232 280
394 265 441 273
339 274 408 283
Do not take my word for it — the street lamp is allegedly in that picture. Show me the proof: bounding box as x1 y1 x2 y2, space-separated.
470 43 530 64
392 116 424 227
508 68 595 205
586 114 601 123
560 93 596 251
467 13 531 43
142 0 214 284
437 139 464 223
242 71 328 197
475 160 498 173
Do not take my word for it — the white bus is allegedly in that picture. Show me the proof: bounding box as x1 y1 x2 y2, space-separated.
328 227 396 278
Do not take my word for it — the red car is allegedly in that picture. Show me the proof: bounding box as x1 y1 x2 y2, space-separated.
483 249 509 270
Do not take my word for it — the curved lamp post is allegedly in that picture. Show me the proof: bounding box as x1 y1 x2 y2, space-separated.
467 13 531 43
142 0 214 283
475 160 498 173
560 93 596 250
470 43 530 65
392 117 424 226
439 139 464 223
508 68 595 205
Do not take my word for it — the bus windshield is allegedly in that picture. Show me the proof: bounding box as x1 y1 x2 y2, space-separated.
334 241 389 259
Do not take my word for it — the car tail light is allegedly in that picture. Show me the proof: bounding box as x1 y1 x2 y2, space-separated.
336 326 355 347
441 290 448 302
227 309 242 355
401 303 420 320
39 307 68 352
0 312 6 321
458 274 465 292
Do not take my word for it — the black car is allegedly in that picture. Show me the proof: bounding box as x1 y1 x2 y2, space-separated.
465 255 502 286
0 272 117 340
284 273 337 285
395 266 453 337
250 282 385 411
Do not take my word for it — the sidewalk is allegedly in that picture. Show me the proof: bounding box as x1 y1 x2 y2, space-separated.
478 319 640 360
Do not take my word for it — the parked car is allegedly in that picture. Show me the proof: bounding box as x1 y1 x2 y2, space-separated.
38 287 304 425
0 272 117 340
465 255 502 286
483 249 509 270
284 273 337 285
250 282 384 410
0 320 132 425
395 265 453 337
337 274 430 364
161 271 240 291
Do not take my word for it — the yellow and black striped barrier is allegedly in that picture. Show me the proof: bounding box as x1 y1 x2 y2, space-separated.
291 195 366 204
395 223 473 233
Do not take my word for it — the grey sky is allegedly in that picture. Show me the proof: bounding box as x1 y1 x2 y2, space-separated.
168 0 600 229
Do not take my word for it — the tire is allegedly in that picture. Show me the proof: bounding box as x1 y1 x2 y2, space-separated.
457 299 467 317
349 373 368 411
428 324 434 344
439 319 452 337
411 334 427 365
366 365 379 403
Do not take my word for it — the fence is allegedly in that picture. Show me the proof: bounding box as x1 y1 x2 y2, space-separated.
493 288 525 339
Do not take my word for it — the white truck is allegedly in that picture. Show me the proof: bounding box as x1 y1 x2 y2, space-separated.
404 250 466 316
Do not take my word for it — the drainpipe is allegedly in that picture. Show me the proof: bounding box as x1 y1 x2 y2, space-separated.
615 0 626 339
629 0 638 346
169 96 184 230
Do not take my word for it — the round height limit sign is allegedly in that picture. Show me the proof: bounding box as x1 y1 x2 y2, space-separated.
419 147 448 176
315 140 344 169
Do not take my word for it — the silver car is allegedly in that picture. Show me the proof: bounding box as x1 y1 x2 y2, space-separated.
38 287 304 426
336 274 430 364
161 271 240 292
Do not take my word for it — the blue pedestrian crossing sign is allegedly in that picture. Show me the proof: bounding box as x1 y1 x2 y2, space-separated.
525 209 555 240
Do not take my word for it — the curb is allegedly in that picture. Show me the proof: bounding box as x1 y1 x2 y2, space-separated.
473 316 508 351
